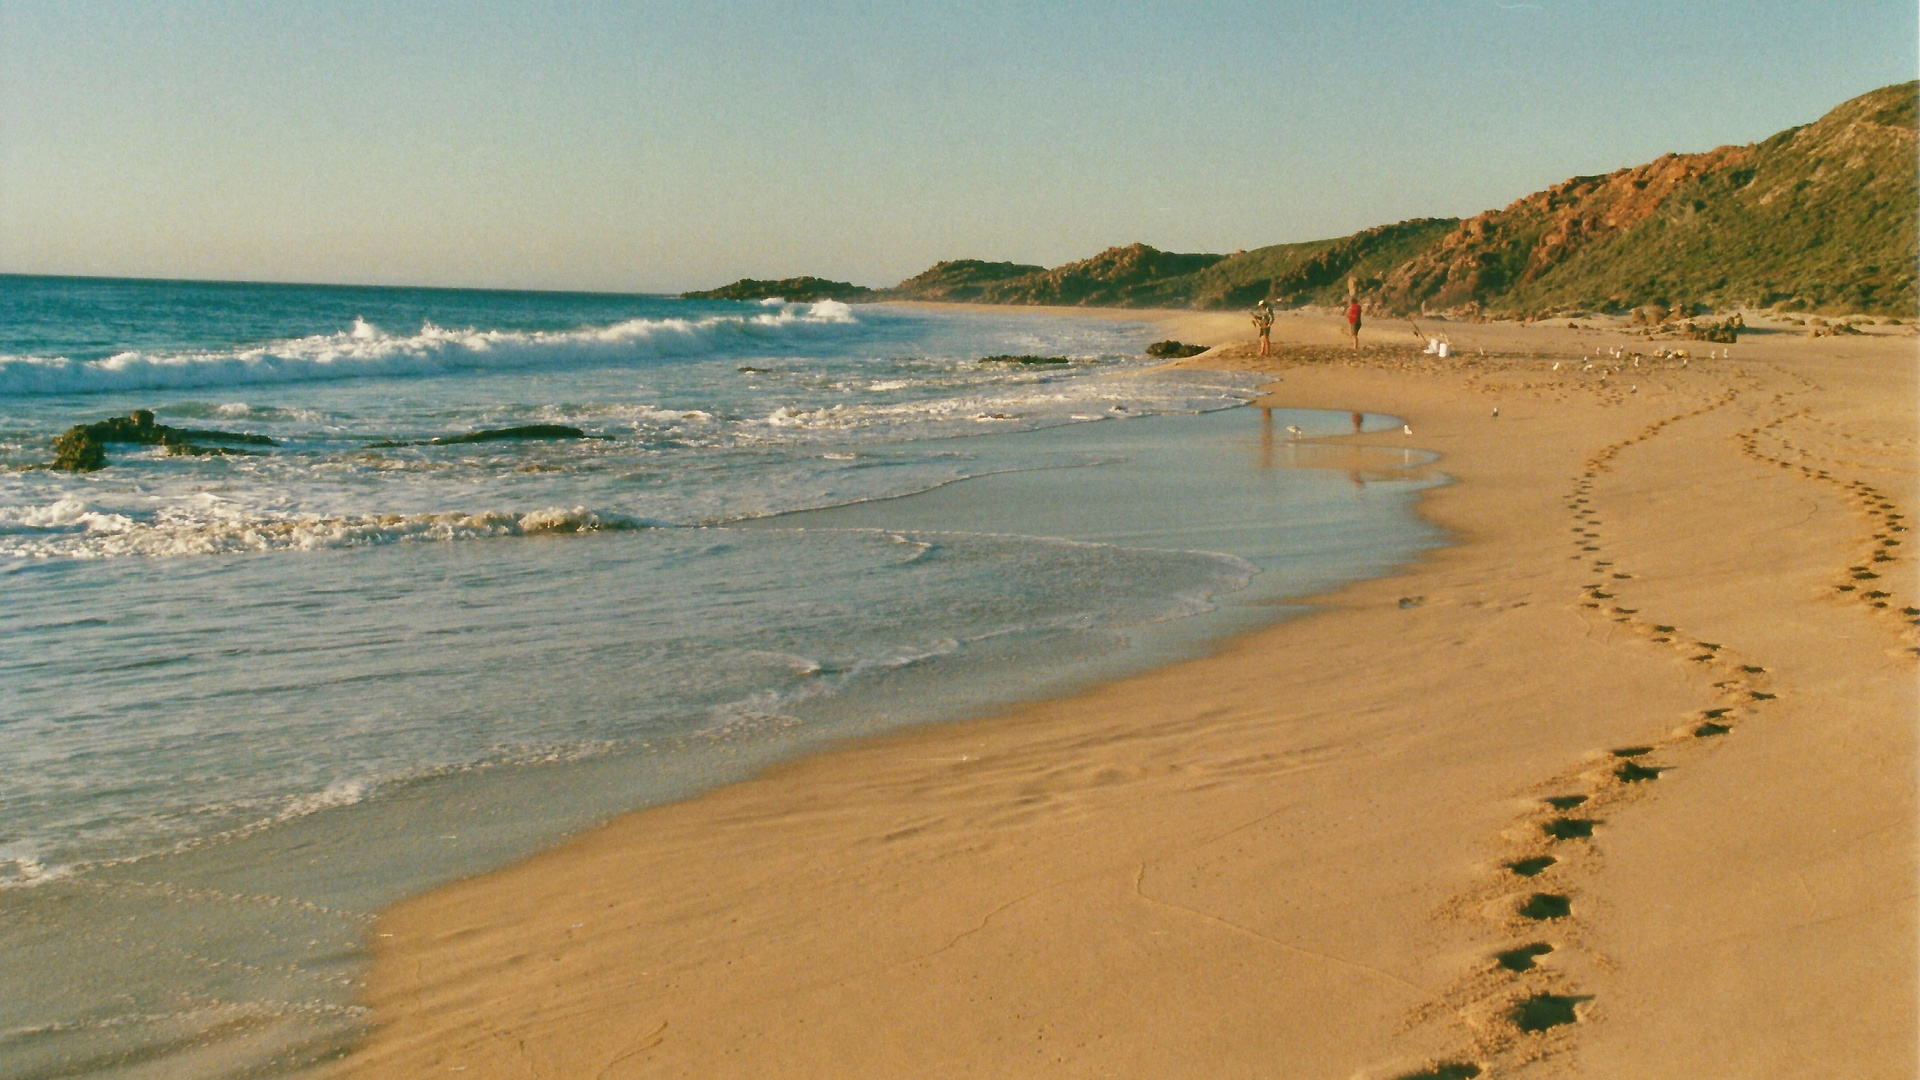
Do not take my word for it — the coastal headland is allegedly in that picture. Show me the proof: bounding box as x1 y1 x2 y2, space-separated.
335 308 1916 1078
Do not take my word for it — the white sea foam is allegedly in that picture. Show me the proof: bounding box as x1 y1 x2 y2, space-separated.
0 302 860 397
0 846 69 889
274 778 373 822
0 495 136 534
0 502 652 558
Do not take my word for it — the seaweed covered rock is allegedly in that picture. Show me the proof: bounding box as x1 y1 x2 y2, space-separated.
1145 340 1208 358
366 424 596 448
51 427 106 472
978 355 1070 365
48 409 277 471
431 424 589 445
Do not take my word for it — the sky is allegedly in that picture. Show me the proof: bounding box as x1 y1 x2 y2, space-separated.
2 1 1915 294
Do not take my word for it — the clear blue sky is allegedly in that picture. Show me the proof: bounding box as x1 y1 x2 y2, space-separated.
2 1 1914 293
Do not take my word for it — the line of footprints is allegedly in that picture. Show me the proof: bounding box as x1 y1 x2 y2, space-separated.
1394 392 1780 1080
1731 406 1916 653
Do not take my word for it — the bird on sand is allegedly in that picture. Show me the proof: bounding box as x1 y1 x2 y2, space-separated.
1285 424 1304 439
1492 406 1500 417
1402 424 1413 436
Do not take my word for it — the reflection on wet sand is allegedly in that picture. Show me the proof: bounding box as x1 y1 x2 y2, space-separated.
1252 406 1439 485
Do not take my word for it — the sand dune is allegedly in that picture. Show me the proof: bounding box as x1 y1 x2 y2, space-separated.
336 310 1916 1079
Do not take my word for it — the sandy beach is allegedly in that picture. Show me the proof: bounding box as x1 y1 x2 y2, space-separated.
334 308 1917 1079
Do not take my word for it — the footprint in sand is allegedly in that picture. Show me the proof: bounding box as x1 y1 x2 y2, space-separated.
1518 893 1572 920
1494 942 1555 972
1506 856 1557 877
1512 992 1590 1032
1542 818 1599 841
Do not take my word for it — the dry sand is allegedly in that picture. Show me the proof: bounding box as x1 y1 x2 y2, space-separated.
334 308 1917 1079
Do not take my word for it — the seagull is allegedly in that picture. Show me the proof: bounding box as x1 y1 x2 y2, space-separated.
1492 406 1500 417
1285 424 1304 439
1403 424 1413 436
1552 361 1561 371
1631 385 1639 393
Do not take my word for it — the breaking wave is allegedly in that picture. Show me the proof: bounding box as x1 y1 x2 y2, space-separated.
0 302 860 396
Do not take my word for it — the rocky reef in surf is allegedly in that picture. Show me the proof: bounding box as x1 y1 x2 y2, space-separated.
364 424 597 448
50 410 276 472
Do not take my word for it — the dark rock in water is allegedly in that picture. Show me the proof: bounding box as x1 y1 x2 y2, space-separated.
429 424 590 445
169 427 277 445
162 439 263 458
978 354 1070 365
48 410 276 470
51 427 106 471
1146 340 1208 358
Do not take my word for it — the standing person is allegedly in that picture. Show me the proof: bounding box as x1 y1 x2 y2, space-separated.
1252 301 1274 357
1345 297 1363 352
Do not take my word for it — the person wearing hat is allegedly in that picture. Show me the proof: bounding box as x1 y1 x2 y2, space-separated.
1252 300 1275 357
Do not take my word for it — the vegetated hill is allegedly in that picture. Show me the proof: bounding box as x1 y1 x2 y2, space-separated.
1174 218 1461 309
931 244 1228 306
1379 80 1919 316
889 260 1048 301
685 83 1915 317
682 276 874 302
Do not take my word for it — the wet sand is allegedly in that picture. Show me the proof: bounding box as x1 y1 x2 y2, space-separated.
334 309 1917 1078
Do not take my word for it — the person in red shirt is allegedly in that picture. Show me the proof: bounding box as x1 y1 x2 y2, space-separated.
1345 299 1363 351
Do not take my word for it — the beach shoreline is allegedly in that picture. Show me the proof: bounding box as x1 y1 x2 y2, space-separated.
334 309 1916 1078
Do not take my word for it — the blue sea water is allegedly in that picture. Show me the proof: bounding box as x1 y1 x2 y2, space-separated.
0 274 1443 1078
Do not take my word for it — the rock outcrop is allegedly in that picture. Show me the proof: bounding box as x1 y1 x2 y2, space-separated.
1145 340 1208 358
48 410 277 471
365 424 596 448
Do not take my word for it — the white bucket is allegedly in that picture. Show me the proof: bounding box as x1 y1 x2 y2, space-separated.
1437 342 1451 358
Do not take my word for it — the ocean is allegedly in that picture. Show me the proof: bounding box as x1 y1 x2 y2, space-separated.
0 274 1443 1077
